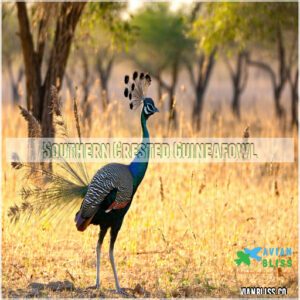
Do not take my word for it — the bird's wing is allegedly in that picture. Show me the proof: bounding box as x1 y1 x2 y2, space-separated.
79 163 133 219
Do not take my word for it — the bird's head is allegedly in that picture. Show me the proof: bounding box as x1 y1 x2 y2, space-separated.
142 97 159 119
123 71 159 119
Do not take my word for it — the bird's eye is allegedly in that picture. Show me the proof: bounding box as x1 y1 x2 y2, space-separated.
147 104 155 112
144 106 150 115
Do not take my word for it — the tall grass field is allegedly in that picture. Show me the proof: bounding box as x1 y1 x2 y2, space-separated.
2 90 298 298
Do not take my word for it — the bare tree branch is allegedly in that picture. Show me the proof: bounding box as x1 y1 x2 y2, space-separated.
184 58 196 89
41 2 86 137
16 2 42 113
224 55 235 81
247 58 277 90
240 52 249 92
201 48 216 90
36 4 52 69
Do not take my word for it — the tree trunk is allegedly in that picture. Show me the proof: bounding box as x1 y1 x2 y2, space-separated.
189 49 216 131
96 55 114 112
192 87 205 131
247 58 286 119
41 3 85 137
7 59 24 104
16 2 86 138
247 26 287 120
64 72 75 95
231 88 241 119
157 78 163 104
100 77 109 111
80 50 90 104
226 51 248 119
274 87 284 118
231 55 242 119
167 62 179 130
274 27 286 119
16 2 42 116
289 69 298 128
168 87 177 131
155 68 164 105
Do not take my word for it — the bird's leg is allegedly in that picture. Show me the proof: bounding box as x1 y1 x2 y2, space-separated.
109 225 130 297
95 240 101 289
95 227 108 289
109 247 121 290
109 227 121 291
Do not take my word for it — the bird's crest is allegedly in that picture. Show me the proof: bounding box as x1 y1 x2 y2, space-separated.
123 71 152 110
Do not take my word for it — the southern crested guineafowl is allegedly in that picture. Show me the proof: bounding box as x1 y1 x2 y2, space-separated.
9 72 158 295
75 72 159 294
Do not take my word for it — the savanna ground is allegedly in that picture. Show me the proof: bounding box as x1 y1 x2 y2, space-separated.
2 65 298 298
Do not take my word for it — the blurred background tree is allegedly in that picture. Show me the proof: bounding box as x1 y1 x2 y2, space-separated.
2 4 23 104
66 2 134 127
185 3 217 130
194 2 298 126
2 1 298 136
246 2 298 127
130 3 193 129
192 3 251 120
16 2 86 137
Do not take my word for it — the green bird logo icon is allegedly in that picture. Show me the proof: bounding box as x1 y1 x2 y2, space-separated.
235 250 251 266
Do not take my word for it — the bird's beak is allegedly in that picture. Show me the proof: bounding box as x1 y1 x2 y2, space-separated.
154 107 159 113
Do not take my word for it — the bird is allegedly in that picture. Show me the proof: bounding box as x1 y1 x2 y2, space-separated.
74 71 159 294
9 72 159 295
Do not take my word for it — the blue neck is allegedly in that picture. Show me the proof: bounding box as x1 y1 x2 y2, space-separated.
129 111 150 193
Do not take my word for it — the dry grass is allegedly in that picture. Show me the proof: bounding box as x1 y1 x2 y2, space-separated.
2 94 298 298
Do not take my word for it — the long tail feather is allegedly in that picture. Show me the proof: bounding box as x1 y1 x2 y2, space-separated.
8 87 90 224
9 159 89 223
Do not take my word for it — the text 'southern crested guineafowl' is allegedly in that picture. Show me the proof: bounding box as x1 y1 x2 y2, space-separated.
75 71 159 294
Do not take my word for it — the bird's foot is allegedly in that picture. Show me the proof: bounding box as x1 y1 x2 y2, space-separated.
87 284 100 290
110 288 134 298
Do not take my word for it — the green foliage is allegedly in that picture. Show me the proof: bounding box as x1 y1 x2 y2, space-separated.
130 3 194 74
192 2 298 55
80 2 136 51
69 2 138 77
2 4 21 64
